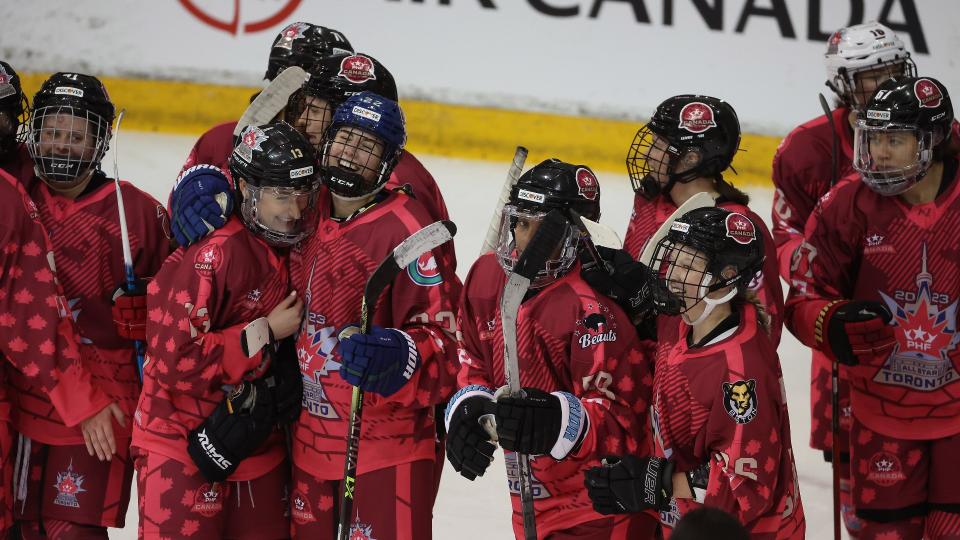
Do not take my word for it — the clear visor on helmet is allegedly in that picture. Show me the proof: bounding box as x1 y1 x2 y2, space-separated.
853 122 932 196
495 204 578 289
648 238 738 326
240 182 321 247
26 105 111 185
320 126 390 200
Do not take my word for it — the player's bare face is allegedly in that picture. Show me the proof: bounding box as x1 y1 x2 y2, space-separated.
512 214 540 256
867 130 919 173
327 126 385 183
645 134 672 185
37 113 96 163
294 95 333 149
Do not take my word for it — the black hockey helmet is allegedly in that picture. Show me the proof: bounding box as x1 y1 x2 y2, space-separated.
264 22 353 81
229 122 321 246
853 76 954 196
510 159 601 221
0 61 28 158
496 159 601 288
627 95 741 199
648 207 764 323
286 52 398 151
26 72 115 185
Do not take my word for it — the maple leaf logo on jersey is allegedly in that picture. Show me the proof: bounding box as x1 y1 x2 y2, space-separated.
678 102 717 134
274 22 308 51
339 55 376 84
575 167 599 201
193 243 223 277
914 79 944 109
724 213 757 245
53 460 86 508
877 243 959 391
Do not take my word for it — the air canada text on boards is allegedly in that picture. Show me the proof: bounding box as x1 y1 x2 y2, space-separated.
387 0 930 53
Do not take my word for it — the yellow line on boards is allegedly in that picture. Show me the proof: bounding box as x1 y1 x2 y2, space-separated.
20 73 779 186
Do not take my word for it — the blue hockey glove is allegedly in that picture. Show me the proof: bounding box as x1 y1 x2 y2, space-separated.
170 164 234 247
338 325 420 397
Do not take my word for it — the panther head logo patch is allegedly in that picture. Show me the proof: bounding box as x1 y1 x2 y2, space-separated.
722 379 758 424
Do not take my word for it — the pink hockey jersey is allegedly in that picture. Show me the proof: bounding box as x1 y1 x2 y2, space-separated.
653 305 804 539
0 170 111 430
132 218 289 480
9 174 170 445
291 189 462 479
623 195 784 346
457 253 653 537
786 160 960 440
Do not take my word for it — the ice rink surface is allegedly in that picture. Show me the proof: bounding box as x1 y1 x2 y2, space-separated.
103 131 837 539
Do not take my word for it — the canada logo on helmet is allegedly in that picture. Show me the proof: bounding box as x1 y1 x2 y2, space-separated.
276 22 309 50
339 55 376 84
826 30 843 55
0 65 12 99
678 102 717 134
575 167 598 201
241 126 268 152
914 79 943 109
724 212 756 245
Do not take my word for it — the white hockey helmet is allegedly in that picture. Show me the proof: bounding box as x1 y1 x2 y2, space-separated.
824 21 916 110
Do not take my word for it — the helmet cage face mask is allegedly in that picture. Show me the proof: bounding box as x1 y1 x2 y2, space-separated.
320 126 393 200
649 239 739 325
834 58 917 111
626 124 688 199
853 123 932 196
284 92 336 152
495 204 579 289
240 182 320 247
27 105 111 185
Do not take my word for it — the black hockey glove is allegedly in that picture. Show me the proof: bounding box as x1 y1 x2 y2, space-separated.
580 246 654 324
268 337 303 426
820 300 895 366
187 380 277 482
584 455 675 514
492 387 588 461
444 386 497 481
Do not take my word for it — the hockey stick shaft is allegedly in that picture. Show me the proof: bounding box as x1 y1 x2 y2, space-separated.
479 146 527 256
819 94 841 187
819 93 842 540
500 210 567 540
233 66 309 137
336 221 456 540
111 110 145 382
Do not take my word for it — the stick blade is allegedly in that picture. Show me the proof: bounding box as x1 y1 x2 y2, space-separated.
233 66 309 137
578 216 622 249
639 192 715 264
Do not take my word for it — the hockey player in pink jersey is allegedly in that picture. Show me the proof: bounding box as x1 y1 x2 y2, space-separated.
448 159 658 539
289 92 461 539
623 95 783 347
11 72 170 537
586 207 804 539
787 76 960 539
133 123 321 539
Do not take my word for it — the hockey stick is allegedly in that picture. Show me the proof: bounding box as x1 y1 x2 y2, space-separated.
818 93 843 540
578 215 622 249
110 109 145 382
499 210 568 540
638 191 716 265
233 66 309 137
335 220 457 540
479 146 528 256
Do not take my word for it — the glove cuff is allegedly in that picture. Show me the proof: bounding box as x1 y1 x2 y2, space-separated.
445 385 494 432
549 391 589 460
814 300 845 349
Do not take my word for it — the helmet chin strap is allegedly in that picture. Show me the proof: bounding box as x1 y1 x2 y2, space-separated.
688 272 737 326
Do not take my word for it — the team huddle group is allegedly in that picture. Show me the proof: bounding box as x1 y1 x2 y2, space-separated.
0 16 956 540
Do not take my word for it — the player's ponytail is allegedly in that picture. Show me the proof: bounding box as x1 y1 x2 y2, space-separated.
714 176 750 207
733 289 770 335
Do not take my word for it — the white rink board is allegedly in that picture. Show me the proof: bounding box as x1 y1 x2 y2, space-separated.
100 131 839 539
1 0 958 135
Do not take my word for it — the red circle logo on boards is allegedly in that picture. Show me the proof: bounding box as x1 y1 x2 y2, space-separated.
178 0 303 35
